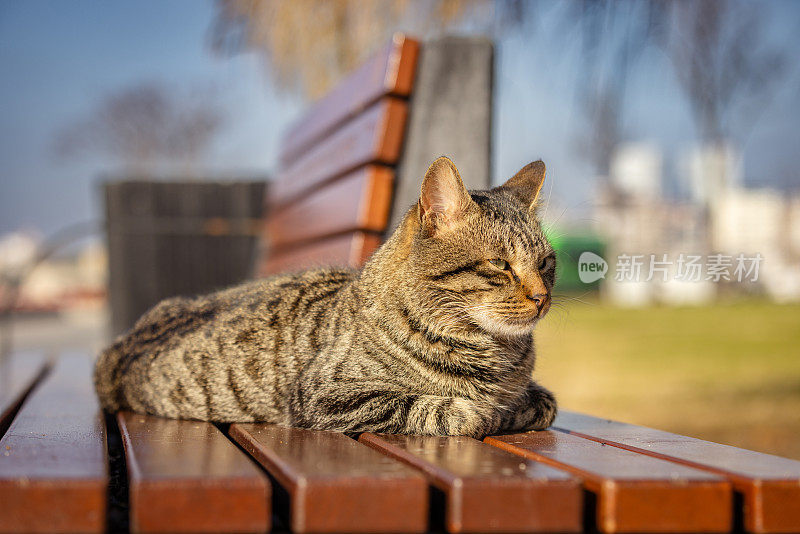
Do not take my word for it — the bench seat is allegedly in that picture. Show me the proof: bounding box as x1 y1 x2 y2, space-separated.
2 352 800 533
555 411 800 533
230 424 428 533
0 351 49 436
0 354 107 534
118 412 270 533
486 430 731 532
360 433 582 533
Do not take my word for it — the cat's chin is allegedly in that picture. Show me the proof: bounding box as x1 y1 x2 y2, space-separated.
469 311 538 337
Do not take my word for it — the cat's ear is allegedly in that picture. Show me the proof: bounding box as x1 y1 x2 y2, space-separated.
498 160 546 210
418 156 472 233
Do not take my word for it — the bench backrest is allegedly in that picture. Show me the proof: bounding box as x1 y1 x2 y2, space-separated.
259 34 418 275
259 34 495 275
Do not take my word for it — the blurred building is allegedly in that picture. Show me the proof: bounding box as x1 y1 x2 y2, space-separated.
610 142 662 199
0 231 107 312
0 231 39 278
715 187 783 257
714 187 800 302
595 142 711 306
789 196 800 261
592 140 800 305
686 143 743 208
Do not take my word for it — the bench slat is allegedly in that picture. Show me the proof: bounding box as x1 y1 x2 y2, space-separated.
555 411 800 533
280 34 419 167
0 352 49 437
486 430 732 533
260 231 382 275
271 97 408 208
268 165 394 250
360 433 582 533
118 411 270 534
0 354 107 534
229 423 427 533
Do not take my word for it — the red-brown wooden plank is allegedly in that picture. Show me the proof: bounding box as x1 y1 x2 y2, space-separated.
0 354 107 534
486 430 732 533
555 410 800 533
0 352 50 437
271 97 408 208
281 34 419 167
268 165 394 249
360 433 582 533
260 231 382 276
229 424 428 533
119 411 270 534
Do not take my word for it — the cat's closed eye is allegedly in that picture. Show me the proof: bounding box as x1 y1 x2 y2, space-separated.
539 255 556 272
488 258 510 270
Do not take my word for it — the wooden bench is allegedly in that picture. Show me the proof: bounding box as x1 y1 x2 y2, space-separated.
2 34 799 534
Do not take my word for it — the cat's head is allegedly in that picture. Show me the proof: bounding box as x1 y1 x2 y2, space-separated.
403 156 556 337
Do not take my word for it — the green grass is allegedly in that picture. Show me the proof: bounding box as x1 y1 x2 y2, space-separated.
535 298 800 460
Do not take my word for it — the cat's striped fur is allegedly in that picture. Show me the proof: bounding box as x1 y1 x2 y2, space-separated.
94 157 558 437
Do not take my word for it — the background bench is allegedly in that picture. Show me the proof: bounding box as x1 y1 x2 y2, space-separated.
1 34 799 534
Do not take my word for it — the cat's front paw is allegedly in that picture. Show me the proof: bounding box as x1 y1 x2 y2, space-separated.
444 398 499 437
508 384 558 432
529 385 558 429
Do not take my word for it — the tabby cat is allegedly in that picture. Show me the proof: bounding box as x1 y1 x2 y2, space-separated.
94 157 558 437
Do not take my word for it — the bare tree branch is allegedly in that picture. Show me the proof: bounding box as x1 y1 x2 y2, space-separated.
666 0 787 143
54 82 225 178
564 0 787 178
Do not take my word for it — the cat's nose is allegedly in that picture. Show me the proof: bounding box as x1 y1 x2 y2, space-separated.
527 293 547 311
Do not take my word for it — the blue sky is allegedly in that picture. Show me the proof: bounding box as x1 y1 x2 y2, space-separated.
1 1 798 236
0 1 301 235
